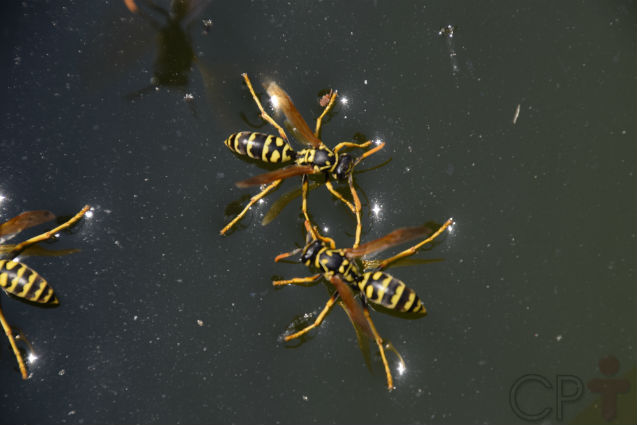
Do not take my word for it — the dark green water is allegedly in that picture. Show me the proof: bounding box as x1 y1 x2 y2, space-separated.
1 1 635 423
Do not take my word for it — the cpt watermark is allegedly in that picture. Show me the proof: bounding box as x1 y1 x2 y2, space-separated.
509 356 631 422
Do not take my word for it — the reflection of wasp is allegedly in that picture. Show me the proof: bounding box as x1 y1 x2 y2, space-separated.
221 74 385 247
124 0 211 103
273 218 454 390
0 205 90 379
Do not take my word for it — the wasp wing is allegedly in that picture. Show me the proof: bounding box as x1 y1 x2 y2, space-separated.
266 81 323 148
329 275 373 340
340 300 373 372
344 225 435 259
235 164 315 188
0 210 55 244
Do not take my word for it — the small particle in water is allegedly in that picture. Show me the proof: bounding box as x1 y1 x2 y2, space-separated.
302 395 309 401
58 369 66 376
556 334 563 342
202 19 213 35
68 410 76 416
197 319 204 327
438 24 455 38
318 89 333 107
513 104 521 124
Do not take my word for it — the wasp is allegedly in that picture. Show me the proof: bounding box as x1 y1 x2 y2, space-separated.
273 218 454 390
220 73 385 247
0 205 90 379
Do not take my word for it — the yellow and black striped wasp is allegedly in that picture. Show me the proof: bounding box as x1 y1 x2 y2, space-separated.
220 73 385 247
0 205 90 379
273 218 454 390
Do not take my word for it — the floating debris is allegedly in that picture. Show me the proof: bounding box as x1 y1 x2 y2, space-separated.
513 104 521 124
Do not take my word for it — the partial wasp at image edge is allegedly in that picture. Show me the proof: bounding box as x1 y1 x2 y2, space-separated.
0 205 90 379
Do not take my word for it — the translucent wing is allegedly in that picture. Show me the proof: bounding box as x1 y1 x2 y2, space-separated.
235 165 315 188
0 210 55 244
329 275 373 339
261 182 321 226
344 225 435 259
266 81 323 148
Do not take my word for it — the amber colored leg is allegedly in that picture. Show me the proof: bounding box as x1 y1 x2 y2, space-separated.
302 220 336 249
283 292 339 341
321 181 360 246
333 140 372 153
0 306 28 379
12 205 90 253
242 73 287 140
220 180 282 235
347 175 363 248
377 218 454 269
314 90 338 137
324 180 356 214
355 141 385 163
272 274 321 286
301 175 312 224
361 305 394 390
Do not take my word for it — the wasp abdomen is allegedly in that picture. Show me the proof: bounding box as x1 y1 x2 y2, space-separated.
224 132 296 163
0 260 59 305
357 271 426 314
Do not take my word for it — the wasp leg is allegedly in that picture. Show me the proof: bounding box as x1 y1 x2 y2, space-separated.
242 73 287 141
348 175 363 248
274 247 302 263
333 140 372 153
283 292 339 341
324 180 361 248
301 175 312 225
377 218 454 270
324 180 356 214
321 179 361 248
303 220 337 249
314 90 338 138
383 340 407 376
358 141 385 161
0 306 28 379
325 181 361 248
12 205 90 254
220 180 282 235
272 274 321 286
361 302 393 390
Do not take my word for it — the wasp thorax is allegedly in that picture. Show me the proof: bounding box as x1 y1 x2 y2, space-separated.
311 148 333 169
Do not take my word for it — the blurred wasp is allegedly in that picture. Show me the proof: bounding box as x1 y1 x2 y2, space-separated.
0 205 90 379
272 218 454 390
220 74 385 247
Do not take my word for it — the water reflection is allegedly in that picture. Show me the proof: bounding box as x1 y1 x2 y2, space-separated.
124 0 212 109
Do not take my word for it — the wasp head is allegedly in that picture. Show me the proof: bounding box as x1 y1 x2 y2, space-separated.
300 239 323 265
332 153 355 181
